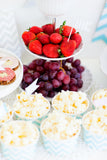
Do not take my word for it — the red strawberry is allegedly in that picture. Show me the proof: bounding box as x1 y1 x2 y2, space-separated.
29 40 42 55
38 34 50 44
37 32 45 39
29 26 43 34
60 40 76 57
50 33 62 44
71 33 82 48
55 28 60 33
42 24 54 35
22 31 36 46
62 26 76 37
43 44 59 58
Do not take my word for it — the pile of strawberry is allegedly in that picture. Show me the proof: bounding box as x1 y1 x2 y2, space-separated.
22 21 82 58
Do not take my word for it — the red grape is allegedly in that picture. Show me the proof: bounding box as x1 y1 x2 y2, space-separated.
38 90 48 97
49 71 57 79
63 74 70 84
77 66 85 73
49 62 60 71
52 79 61 88
70 68 77 76
45 82 53 91
36 66 44 73
57 70 65 81
28 62 36 70
66 57 74 63
23 65 28 74
41 73 49 81
77 79 83 88
69 78 77 86
32 59 45 66
72 59 81 67
48 91 55 98
62 84 69 91
24 75 33 84
70 85 78 91
33 72 40 79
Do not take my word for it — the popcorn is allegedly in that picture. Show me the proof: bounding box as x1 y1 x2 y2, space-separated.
41 111 81 140
52 90 89 115
13 92 50 119
83 110 107 135
0 121 39 147
92 89 107 109
0 101 13 125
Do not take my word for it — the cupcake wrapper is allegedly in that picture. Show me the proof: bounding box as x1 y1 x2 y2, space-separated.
42 135 79 156
83 127 107 150
14 114 47 128
1 142 37 160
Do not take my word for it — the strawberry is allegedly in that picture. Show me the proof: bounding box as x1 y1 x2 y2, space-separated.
43 44 59 58
38 34 50 44
62 26 76 37
42 24 54 35
37 32 45 39
55 28 60 33
60 40 76 57
71 33 82 48
50 33 62 44
29 26 43 34
29 40 42 55
22 31 36 46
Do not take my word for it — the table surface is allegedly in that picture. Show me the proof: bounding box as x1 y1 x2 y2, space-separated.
0 0 107 160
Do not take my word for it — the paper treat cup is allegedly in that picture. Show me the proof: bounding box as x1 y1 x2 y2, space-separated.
82 111 107 150
0 121 39 160
91 89 107 110
40 119 81 156
52 91 89 119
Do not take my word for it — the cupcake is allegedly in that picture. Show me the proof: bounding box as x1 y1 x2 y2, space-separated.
40 111 81 156
0 100 13 126
52 90 89 118
91 88 107 110
13 91 50 127
82 110 107 150
0 120 39 160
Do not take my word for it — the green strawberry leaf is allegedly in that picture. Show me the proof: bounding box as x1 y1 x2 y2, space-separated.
58 49 64 58
59 21 66 34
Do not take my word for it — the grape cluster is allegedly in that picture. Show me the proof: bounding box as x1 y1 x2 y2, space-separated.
21 58 85 98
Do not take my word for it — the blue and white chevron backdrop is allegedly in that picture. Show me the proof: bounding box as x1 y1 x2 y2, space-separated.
83 128 107 150
92 1 107 43
0 11 21 58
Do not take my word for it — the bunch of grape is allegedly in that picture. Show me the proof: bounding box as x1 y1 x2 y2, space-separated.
21 58 85 98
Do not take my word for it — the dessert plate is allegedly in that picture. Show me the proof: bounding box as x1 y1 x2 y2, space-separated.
21 38 83 61
0 48 23 99
100 47 107 75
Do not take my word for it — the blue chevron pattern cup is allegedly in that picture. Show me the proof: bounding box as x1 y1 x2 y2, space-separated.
82 110 107 150
0 121 39 160
40 119 81 156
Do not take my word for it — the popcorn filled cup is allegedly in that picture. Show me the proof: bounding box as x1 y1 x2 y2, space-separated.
52 90 89 119
13 91 50 128
0 101 13 127
40 111 81 156
91 88 107 110
0 120 39 160
82 110 107 150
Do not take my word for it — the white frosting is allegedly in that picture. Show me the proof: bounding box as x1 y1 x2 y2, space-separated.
41 111 81 140
14 92 50 119
52 90 89 115
83 110 107 135
0 121 39 147
92 89 107 109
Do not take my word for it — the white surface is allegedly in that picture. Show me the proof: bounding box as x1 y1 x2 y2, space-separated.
0 48 23 99
0 0 107 160
100 47 107 75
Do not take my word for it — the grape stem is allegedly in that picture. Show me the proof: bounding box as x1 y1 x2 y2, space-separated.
59 60 66 74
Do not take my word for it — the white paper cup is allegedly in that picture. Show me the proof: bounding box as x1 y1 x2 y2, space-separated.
40 117 81 156
91 88 107 110
52 91 89 119
0 120 39 160
82 110 107 150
